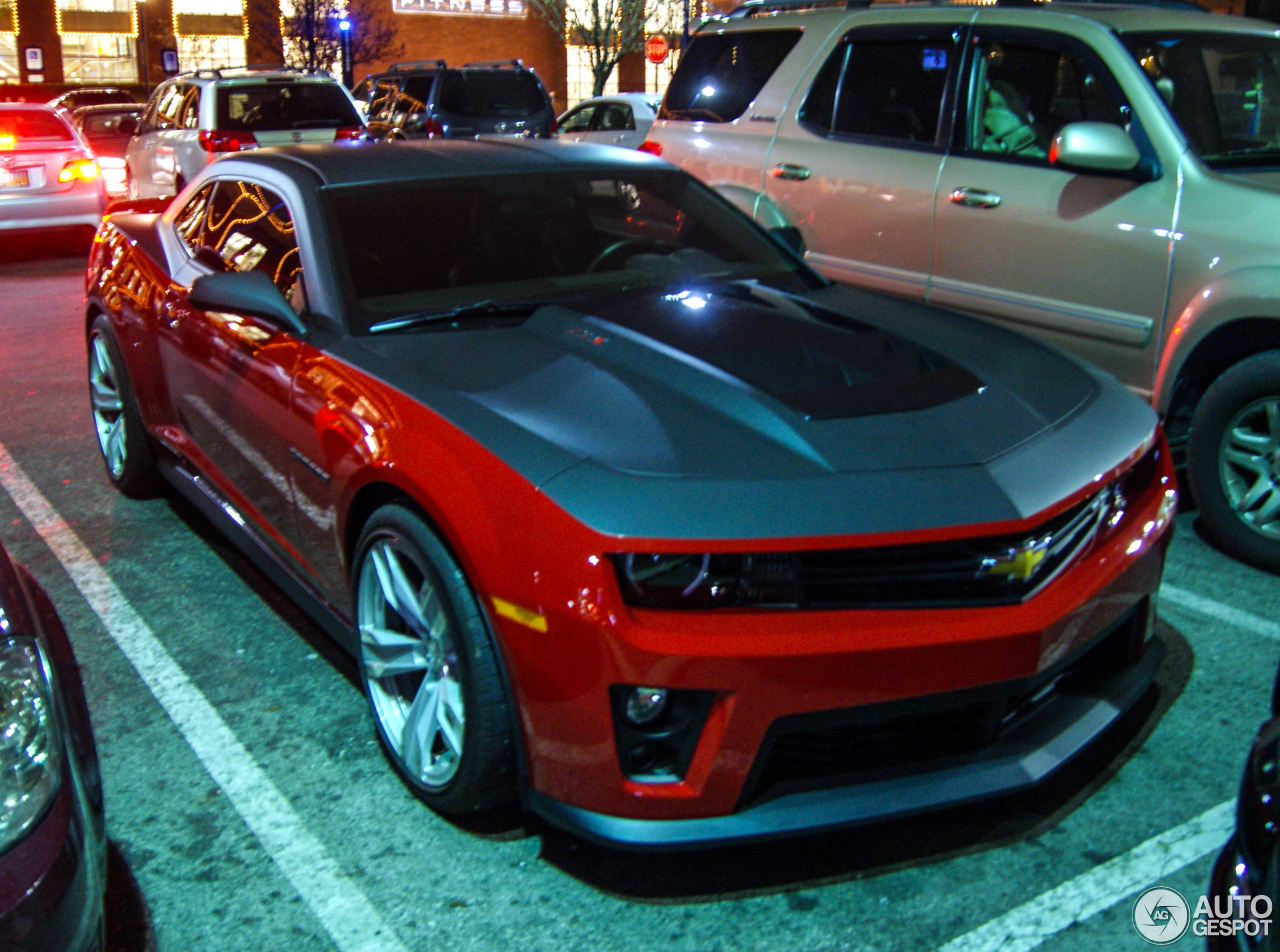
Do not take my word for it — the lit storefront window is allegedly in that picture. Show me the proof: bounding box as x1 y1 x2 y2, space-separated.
57 0 137 81
173 0 245 71
0 36 15 83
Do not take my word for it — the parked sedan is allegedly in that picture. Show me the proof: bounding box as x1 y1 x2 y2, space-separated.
557 93 660 149
85 140 1176 848
0 541 107 951
71 103 144 199
0 104 106 238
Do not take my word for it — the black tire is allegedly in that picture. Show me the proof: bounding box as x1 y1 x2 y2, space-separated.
352 504 517 814
87 314 158 498
1187 349 1280 573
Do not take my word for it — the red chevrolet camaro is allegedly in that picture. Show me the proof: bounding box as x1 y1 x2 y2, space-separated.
85 139 1177 848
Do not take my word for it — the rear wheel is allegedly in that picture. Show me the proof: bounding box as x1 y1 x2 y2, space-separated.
353 504 517 813
1188 350 1280 573
87 314 157 497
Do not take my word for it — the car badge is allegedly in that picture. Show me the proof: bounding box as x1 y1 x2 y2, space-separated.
980 537 1051 582
291 131 304 143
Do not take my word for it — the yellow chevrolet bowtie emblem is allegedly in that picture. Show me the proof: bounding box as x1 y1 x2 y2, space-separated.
983 542 1049 581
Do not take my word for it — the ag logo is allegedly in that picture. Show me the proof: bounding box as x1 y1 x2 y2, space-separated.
1133 887 1190 945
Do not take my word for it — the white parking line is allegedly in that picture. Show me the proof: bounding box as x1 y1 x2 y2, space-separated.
0 445 410 952
1160 583 1280 643
935 799 1234 952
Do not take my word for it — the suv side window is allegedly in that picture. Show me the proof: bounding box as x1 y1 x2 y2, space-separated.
594 102 634 132
801 29 959 145
178 85 201 129
204 180 304 306
661 30 802 123
961 35 1128 162
153 84 185 131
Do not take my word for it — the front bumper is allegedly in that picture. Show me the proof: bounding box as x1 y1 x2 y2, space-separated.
530 602 1163 848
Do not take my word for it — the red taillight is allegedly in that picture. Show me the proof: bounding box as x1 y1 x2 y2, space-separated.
423 118 446 138
334 126 365 141
548 116 559 136
198 129 258 153
638 140 662 157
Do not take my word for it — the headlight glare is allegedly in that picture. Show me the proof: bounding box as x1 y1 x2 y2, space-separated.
0 637 62 852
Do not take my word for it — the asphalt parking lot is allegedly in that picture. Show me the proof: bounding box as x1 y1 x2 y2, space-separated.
1 235 1276 952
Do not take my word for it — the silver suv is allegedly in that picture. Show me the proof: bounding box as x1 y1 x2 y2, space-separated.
124 67 365 198
645 0 1280 573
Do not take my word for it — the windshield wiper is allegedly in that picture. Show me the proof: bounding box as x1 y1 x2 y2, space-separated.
368 300 544 334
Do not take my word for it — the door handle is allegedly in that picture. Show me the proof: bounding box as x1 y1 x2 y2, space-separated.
771 163 811 181
949 187 1002 209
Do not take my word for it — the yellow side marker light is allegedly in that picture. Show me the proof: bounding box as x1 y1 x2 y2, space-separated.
492 597 548 633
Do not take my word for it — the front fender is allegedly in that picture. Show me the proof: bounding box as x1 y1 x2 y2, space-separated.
1155 266 1280 413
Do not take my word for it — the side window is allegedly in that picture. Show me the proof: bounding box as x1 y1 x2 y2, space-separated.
369 79 403 123
203 181 305 310
174 183 215 256
965 37 1128 162
559 103 596 133
822 36 954 144
594 103 635 131
661 30 803 123
154 86 184 131
179 86 201 129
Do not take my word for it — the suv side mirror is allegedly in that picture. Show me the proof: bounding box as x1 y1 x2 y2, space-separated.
117 115 139 136
188 270 308 338
1050 122 1143 176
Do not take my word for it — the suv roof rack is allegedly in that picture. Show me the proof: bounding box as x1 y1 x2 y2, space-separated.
721 0 1203 15
725 0 870 17
463 59 525 69
389 59 448 71
179 64 331 79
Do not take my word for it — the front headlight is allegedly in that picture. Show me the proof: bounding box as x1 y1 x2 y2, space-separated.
613 552 800 609
0 637 62 853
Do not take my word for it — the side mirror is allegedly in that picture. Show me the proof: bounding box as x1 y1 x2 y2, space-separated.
188 270 308 338
1050 122 1143 176
769 225 805 256
117 115 140 136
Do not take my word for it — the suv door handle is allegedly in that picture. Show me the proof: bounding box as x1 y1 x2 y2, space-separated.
949 187 1002 209
771 163 811 181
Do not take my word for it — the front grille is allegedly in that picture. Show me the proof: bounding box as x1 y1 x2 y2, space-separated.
739 600 1147 809
797 486 1114 608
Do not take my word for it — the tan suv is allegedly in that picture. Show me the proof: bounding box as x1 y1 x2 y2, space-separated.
644 0 1280 573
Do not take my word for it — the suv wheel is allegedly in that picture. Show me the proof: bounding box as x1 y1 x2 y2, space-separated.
1188 350 1280 573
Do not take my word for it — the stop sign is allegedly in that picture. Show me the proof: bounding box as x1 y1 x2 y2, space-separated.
645 35 669 64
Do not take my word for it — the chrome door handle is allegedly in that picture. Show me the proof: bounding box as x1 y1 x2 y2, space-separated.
771 163 811 181
949 187 1002 209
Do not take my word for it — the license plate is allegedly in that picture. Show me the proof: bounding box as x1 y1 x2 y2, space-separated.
0 169 29 189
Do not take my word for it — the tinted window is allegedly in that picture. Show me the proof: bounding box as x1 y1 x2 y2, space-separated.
203 181 302 298
175 183 215 255
326 169 822 331
661 30 802 122
964 39 1126 162
559 102 597 132
0 109 73 141
594 103 634 131
217 83 361 131
436 71 548 118
1124 31 1280 166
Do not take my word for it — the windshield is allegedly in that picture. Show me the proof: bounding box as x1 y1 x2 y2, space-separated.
326 168 825 334
1124 30 1280 167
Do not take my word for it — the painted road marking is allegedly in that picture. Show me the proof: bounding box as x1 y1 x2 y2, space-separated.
936 799 1234 952
1161 583 1280 643
0 445 410 952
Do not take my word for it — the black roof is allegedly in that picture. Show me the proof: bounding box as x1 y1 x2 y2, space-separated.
234 138 672 188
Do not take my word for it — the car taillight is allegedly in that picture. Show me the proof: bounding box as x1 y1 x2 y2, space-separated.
199 129 257 153
638 140 662 157
334 126 365 141
548 116 558 136
423 118 445 138
58 158 100 182
0 135 14 151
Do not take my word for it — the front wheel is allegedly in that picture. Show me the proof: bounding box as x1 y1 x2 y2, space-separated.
1187 350 1280 573
87 314 157 497
353 504 517 813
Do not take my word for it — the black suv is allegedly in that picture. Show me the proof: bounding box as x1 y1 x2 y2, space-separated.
360 59 556 140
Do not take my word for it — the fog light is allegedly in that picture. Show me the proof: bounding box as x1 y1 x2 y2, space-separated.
624 686 667 726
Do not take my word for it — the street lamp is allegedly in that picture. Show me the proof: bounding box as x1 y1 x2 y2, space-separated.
338 17 352 89
136 0 150 97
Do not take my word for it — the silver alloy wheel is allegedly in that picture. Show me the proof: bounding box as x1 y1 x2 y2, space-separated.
88 333 127 480
358 538 465 787
1219 395 1280 541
